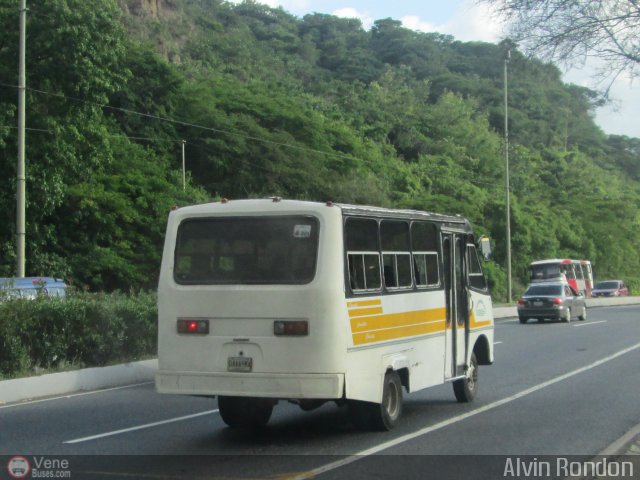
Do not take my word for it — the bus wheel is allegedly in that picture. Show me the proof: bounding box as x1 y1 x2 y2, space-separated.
453 353 478 403
349 371 403 431
218 396 273 428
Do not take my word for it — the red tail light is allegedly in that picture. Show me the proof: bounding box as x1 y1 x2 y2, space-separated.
552 297 563 305
517 298 525 306
274 320 309 336
177 319 209 334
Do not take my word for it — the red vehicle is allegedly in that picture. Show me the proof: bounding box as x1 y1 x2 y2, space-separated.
591 280 629 297
529 259 593 297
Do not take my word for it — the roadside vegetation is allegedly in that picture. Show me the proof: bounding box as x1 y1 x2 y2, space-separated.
0 291 156 379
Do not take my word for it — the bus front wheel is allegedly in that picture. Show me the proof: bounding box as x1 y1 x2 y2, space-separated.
453 352 478 403
349 370 403 431
218 396 273 428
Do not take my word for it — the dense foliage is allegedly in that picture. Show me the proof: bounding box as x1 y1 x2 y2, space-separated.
0 291 157 379
0 0 638 298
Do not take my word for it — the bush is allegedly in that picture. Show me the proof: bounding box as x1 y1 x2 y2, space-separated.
0 291 157 379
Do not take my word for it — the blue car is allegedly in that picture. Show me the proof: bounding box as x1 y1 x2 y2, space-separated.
0 277 67 300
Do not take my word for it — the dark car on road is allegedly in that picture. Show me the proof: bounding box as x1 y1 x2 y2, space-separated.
591 280 629 297
517 282 586 324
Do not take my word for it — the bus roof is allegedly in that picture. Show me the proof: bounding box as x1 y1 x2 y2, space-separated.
529 259 590 266
170 199 471 230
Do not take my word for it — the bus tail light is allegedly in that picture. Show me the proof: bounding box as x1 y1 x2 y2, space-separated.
177 319 209 334
274 320 308 336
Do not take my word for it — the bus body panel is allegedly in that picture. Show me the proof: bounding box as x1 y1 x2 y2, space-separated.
344 290 447 402
157 201 349 398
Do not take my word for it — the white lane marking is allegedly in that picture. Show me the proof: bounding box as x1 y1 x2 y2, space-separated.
572 320 608 327
289 341 640 480
0 382 154 410
64 409 219 444
599 421 640 456
494 341 503 345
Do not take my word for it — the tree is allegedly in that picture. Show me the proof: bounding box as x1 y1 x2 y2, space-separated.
482 0 640 84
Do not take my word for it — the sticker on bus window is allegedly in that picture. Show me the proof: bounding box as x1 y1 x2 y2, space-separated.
293 224 312 238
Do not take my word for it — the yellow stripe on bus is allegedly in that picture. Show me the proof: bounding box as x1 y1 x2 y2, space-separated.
350 308 446 332
347 299 382 308
352 319 446 345
469 310 492 328
348 307 384 318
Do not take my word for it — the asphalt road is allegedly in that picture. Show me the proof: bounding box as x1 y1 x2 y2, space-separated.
1 305 639 479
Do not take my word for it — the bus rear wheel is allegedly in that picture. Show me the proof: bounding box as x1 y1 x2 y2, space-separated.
453 352 478 403
349 370 403 431
218 396 274 428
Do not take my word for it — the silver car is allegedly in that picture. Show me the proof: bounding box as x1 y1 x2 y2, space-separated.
517 282 586 324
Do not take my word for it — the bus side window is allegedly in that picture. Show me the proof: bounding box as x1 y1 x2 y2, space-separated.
575 264 584 280
467 244 487 290
564 265 576 280
345 218 381 292
381 220 411 290
348 254 365 290
411 222 440 288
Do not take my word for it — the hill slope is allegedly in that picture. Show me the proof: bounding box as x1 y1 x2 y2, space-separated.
0 0 638 297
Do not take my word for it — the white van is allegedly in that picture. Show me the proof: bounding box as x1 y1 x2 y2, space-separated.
156 199 494 430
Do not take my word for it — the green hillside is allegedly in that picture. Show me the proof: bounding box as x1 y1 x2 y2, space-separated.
0 0 638 298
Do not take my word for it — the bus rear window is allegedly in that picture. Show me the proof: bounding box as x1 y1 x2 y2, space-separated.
530 264 561 280
174 216 319 285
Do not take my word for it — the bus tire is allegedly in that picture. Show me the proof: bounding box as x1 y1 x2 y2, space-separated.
218 396 273 428
453 352 478 403
349 371 403 431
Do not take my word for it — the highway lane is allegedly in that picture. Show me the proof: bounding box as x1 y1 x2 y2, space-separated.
0 305 638 478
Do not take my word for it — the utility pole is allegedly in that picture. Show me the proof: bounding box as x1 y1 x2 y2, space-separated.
16 0 27 277
504 49 512 303
181 140 186 190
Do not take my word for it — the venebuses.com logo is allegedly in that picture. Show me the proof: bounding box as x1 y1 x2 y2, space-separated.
7 456 30 479
6 456 71 478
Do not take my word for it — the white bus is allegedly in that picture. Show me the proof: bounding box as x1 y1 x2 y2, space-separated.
156 199 494 430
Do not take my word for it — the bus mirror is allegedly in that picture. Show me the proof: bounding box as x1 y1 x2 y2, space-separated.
479 236 492 260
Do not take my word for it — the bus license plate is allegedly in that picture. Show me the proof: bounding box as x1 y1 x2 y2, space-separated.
228 357 252 372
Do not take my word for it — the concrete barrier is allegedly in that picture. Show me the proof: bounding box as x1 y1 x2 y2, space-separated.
1 297 638 405
0 359 157 405
586 296 640 308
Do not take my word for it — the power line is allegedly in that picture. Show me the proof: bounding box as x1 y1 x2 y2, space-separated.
0 124 289 177
0 81 359 163
0 125 176 143
0 125 51 133
0 82 502 188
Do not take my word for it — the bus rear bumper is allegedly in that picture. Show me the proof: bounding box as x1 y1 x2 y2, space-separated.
155 370 344 399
